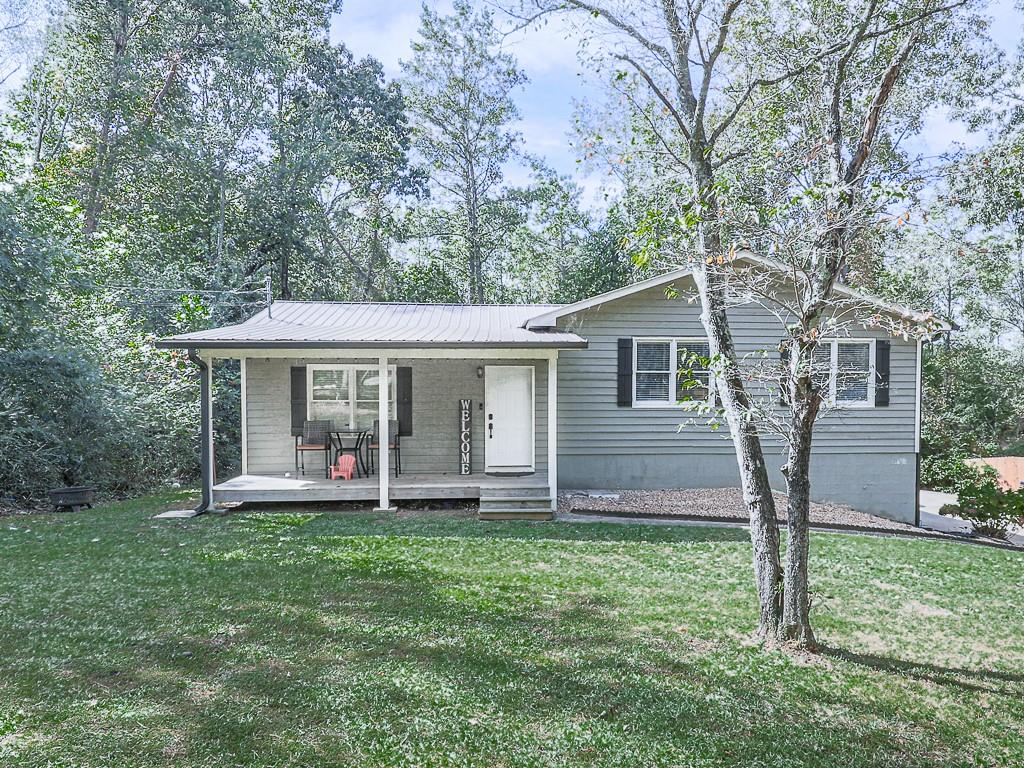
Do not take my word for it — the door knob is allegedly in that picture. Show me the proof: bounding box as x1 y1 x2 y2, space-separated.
488 422 494 438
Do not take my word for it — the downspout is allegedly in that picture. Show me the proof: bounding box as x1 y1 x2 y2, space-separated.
189 350 212 515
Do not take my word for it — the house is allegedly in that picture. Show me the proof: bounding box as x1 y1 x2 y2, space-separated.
157 255 934 524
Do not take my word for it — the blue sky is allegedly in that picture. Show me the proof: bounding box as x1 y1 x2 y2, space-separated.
332 0 1024 208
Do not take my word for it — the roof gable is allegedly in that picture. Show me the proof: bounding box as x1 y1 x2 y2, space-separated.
525 251 947 330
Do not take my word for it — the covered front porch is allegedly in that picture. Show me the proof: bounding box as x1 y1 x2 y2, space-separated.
212 472 553 518
157 302 587 518
202 347 563 517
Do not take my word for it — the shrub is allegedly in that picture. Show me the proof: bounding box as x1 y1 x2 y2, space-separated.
920 453 995 493
0 348 122 499
955 479 1024 540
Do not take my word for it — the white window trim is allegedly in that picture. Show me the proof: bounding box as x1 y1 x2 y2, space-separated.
817 338 876 409
307 363 397 429
632 337 716 408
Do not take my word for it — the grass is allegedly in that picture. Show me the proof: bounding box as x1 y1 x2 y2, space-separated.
1 491 1022 767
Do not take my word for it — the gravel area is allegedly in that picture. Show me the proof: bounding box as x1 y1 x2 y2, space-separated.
558 488 919 533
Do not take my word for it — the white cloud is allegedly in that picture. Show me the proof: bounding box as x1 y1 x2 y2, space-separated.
501 14 582 77
330 0 434 75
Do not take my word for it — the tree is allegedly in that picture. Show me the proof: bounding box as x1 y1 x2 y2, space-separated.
509 0 973 646
0 0 422 502
403 0 526 304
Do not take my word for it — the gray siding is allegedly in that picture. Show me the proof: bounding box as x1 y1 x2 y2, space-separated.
245 358 547 477
555 281 919 522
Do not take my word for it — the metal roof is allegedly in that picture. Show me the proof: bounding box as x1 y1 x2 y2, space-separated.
157 301 588 349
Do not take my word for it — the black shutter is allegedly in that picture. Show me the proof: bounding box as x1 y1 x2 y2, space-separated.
778 345 791 405
290 366 307 436
617 338 633 406
396 366 413 436
875 340 891 406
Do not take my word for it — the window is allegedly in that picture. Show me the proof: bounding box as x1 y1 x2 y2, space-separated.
812 340 874 407
308 365 395 429
633 338 713 406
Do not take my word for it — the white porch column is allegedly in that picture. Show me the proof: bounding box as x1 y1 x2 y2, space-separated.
547 353 558 512
239 357 248 475
195 352 215 512
375 355 392 511
206 357 216 489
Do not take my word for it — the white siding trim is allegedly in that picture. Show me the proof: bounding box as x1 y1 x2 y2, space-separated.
197 347 559 360
548 354 558 511
914 337 923 453
240 357 248 475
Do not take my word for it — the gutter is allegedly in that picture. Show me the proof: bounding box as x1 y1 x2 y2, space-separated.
188 350 213 515
157 339 588 350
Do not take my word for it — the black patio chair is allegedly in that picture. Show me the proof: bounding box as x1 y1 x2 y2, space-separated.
367 419 401 477
294 419 332 478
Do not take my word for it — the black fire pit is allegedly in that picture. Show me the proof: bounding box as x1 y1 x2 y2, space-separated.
47 486 96 512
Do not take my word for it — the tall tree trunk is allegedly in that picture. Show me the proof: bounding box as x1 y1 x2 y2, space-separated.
215 161 226 265
690 174 783 639
467 202 483 304
780 340 820 648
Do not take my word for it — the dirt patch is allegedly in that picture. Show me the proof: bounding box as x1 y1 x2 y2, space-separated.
0 500 53 517
903 600 954 618
559 488 918 533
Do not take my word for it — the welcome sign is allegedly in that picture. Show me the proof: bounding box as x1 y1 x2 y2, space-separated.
459 399 472 475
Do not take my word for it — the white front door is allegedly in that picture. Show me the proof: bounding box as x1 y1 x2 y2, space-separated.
485 365 535 473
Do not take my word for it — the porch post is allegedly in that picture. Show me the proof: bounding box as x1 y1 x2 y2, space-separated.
375 355 392 511
240 357 248 475
547 352 558 513
189 350 215 513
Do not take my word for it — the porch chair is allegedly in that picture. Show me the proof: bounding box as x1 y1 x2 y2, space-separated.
367 419 401 478
330 453 356 481
294 419 332 478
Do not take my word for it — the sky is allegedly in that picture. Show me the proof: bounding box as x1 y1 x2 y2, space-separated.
2 0 1021 206
332 0 1024 208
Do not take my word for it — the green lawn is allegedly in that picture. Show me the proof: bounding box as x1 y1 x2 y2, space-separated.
1 492 1022 767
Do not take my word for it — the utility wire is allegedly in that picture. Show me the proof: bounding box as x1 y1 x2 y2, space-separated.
53 282 265 296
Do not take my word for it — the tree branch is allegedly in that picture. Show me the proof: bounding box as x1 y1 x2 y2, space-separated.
614 53 693 141
844 26 923 184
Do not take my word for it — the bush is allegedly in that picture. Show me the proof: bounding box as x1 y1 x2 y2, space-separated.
920 453 994 493
0 340 213 503
0 348 123 499
955 479 1024 540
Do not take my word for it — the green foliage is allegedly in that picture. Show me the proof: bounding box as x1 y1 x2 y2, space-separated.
402 0 528 303
920 340 1024 458
955 480 1024 540
0 348 130 497
920 452 995 494
553 202 636 302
